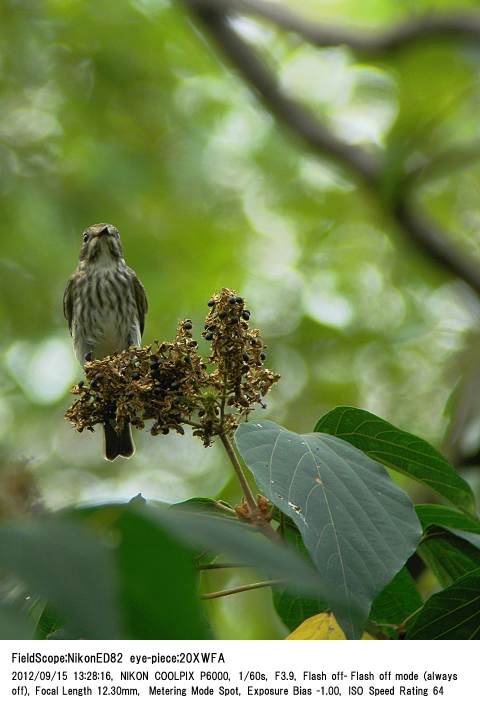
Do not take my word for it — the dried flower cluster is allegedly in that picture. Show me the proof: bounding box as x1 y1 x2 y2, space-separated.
66 288 280 446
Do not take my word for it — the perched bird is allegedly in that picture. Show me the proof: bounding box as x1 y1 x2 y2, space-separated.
64 223 147 460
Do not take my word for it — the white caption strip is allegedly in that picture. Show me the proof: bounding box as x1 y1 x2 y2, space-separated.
0 640 474 708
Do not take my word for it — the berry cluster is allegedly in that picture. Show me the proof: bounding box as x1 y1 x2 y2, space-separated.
65 288 280 447
203 287 278 417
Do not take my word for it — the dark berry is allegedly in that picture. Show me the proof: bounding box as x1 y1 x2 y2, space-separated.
228 296 236 304
183 321 192 330
132 371 141 380
235 296 244 304
207 298 215 307
242 365 249 373
162 427 169 435
242 353 250 363
188 340 198 347
218 310 227 319
204 331 213 341
78 380 84 388
241 311 250 321
260 352 266 361
230 315 239 324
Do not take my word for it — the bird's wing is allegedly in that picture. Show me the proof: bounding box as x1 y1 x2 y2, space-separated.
132 272 148 336
63 276 74 334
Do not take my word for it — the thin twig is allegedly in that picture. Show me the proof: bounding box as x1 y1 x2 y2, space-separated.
200 578 283 599
213 500 237 514
198 561 248 570
406 141 480 185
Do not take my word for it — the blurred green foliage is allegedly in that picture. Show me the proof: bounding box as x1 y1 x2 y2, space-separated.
2 0 480 637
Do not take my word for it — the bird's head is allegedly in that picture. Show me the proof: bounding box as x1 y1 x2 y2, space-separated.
79 223 124 266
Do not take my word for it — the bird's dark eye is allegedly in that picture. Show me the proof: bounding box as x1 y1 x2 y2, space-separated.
83 233 89 243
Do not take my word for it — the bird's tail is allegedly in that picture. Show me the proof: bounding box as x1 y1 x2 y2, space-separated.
103 419 135 461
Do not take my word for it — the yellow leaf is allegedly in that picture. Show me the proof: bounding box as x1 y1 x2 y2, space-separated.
286 612 376 640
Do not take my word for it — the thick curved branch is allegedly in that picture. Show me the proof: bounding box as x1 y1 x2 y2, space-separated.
184 1 480 296
188 6 380 185
188 0 480 53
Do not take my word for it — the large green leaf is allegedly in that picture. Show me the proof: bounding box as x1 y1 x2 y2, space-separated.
0 518 118 639
69 505 210 639
235 420 421 639
315 407 475 513
156 506 324 597
407 568 480 639
418 528 480 587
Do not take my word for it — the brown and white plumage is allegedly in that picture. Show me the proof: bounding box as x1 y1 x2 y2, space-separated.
64 223 147 460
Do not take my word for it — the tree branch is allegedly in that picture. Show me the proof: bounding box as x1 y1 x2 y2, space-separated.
187 4 380 186
392 196 480 294
183 1 480 297
406 141 480 185
188 0 480 54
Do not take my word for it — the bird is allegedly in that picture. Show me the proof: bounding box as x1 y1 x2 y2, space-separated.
63 223 147 460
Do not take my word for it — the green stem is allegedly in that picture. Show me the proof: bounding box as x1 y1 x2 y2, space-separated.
200 579 283 600
198 562 248 570
219 432 258 515
219 432 279 542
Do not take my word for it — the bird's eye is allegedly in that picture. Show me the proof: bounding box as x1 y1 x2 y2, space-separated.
83 233 89 243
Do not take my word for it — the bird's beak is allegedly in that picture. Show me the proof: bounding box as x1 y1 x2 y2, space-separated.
97 225 110 237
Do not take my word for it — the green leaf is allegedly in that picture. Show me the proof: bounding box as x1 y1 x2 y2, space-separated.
315 407 475 513
0 603 33 639
0 518 118 639
30 600 63 640
407 568 480 639
156 507 324 597
369 568 422 637
69 505 211 639
418 528 480 587
416 503 480 551
273 523 328 631
416 504 480 533
235 420 421 639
